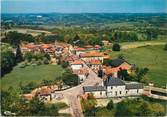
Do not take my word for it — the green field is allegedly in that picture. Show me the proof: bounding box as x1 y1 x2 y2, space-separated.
1 65 64 90
110 45 167 87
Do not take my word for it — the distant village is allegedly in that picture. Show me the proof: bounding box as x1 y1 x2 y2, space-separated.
20 40 145 102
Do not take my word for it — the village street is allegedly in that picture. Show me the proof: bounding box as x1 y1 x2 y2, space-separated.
53 59 103 117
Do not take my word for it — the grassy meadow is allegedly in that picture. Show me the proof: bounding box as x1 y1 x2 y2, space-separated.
110 45 167 88
1 65 64 90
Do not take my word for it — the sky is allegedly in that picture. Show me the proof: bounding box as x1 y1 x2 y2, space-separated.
1 0 167 13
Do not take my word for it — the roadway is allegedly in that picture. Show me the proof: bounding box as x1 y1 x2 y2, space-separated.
53 59 103 117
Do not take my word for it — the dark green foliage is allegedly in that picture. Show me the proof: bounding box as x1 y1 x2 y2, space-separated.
112 43 121 51
1 88 66 116
15 45 23 63
103 59 112 66
62 69 79 87
44 53 51 60
20 82 38 93
111 31 138 42
81 93 97 113
145 29 158 40
61 61 69 68
98 69 104 78
164 43 167 51
41 79 53 86
135 67 149 82
1 43 16 77
42 35 63 43
118 69 131 81
116 98 165 116
106 100 114 110
24 52 50 64
4 31 34 47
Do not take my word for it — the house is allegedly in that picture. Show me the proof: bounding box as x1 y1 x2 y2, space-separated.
94 45 101 51
70 60 83 70
75 47 87 56
64 55 79 63
77 67 89 82
104 58 132 77
104 65 130 78
36 87 53 101
102 40 112 46
110 58 131 69
125 82 144 96
80 51 104 63
88 59 102 71
83 77 144 98
83 86 107 98
84 45 94 50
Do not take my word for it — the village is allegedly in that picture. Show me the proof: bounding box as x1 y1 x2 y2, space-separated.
17 40 166 117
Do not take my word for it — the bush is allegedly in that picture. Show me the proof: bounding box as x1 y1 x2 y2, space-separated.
43 57 49 64
106 100 114 110
112 43 121 51
164 43 167 51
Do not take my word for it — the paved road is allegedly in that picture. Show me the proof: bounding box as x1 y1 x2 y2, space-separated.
53 60 103 117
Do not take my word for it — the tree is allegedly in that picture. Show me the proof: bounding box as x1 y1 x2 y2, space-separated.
1 43 16 77
5 31 21 47
164 43 167 51
106 100 114 110
81 93 97 112
135 67 149 82
15 45 23 63
24 52 33 62
112 43 121 51
62 70 79 87
103 59 112 66
118 69 131 81
61 61 69 68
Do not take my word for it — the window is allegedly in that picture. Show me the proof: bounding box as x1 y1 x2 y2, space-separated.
100 91 102 95
115 91 117 96
137 89 139 93
120 91 121 94
110 86 113 89
126 91 128 94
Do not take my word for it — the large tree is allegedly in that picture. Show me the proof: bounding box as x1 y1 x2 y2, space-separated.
112 43 121 51
15 45 23 63
1 43 16 77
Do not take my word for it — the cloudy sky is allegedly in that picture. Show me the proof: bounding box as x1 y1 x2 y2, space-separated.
1 0 167 13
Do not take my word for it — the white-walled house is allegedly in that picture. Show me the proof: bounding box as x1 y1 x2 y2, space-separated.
75 47 87 56
77 67 89 82
104 77 126 97
83 77 144 98
70 60 83 70
125 82 144 96
83 86 107 98
80 51 104 63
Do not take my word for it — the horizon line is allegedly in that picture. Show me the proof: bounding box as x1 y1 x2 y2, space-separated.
2 12 167 14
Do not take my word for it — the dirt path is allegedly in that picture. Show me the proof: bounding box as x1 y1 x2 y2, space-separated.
121 42 166 50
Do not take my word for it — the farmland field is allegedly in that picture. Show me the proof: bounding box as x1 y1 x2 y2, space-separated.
1 65 64 90
6 28 52 36
110 45 167 88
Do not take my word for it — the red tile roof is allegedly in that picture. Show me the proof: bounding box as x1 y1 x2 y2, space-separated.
37 87 52 96
89 59 101 65
75 47 86 51
80 51 104 57
94 45 101 49
105 65 130 75
71 60 83 65
84 45 94 48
